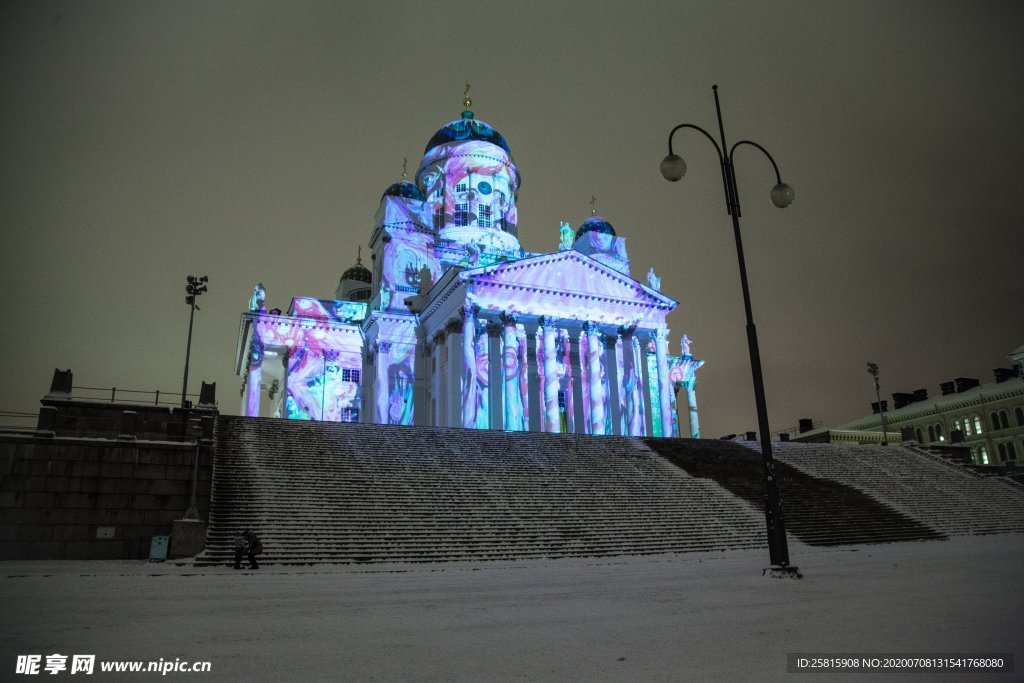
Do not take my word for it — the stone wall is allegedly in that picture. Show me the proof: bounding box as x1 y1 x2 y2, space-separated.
0 435 212 560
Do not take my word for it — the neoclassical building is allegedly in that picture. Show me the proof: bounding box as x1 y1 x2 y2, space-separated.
235 97 704 438
793 344 1024 465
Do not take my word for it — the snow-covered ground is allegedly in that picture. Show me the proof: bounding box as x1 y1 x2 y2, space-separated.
2 535 1022 682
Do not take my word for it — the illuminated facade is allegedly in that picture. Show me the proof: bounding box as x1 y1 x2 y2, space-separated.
236 101 704 437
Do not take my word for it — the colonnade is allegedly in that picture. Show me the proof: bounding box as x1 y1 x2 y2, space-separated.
428 303 679 437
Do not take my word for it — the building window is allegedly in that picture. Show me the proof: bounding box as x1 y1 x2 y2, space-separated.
978 445 989 465
973 416 983 434
454 202 469 226
341 368 361 383
478 204 491 228
928 425 935 442
340 407 359 423
991 411 1000 430
915 427 923 443
1016 406 1024 426
1008 442 1018 460
433 205 445 229
455 182 468 193
998 442 1007 460
999 410 1010 429
962 417 973 437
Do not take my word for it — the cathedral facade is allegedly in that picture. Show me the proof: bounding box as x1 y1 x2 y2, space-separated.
235 100 704 438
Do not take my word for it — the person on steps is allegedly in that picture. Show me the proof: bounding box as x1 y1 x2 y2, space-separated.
232 531 246 569
242 529 263 569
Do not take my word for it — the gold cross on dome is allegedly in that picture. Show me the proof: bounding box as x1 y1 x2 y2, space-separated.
401 157 408 180
463 81 472 110
589 195 597 216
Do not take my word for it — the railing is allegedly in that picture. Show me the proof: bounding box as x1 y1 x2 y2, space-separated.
72 386 202 407
0 411 38 430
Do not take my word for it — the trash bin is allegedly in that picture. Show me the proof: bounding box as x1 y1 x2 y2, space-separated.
149 535 170 562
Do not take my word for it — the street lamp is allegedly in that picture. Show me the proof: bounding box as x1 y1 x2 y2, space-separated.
181 275 208 409
661 85 798 575
866 362 889 445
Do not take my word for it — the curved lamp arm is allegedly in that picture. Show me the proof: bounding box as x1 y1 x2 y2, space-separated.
730 140 783 185
667 123 723 162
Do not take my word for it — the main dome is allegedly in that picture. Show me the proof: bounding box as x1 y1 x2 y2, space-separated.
575 215 616 240
424 112 512 156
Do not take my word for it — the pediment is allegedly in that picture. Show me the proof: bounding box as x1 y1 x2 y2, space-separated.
458 251 676 326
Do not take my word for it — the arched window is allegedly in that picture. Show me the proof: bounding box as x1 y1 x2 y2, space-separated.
978 445 989 465
915 427 923 443
998 442 1007 459
973 416 983 434
935 423 944 440
991 411 1000 430
1008 442 1018 460
999 410 1010 429
963 417 973 436
928 425 935 442
1016 406 1024 426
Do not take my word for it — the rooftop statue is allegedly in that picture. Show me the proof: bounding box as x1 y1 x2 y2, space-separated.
646 268 661 292
249 283 267 312
559 221 574 251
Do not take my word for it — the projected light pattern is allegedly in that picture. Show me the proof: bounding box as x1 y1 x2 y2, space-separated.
418 139 520 251
237 110 699 437
290 297 368 323
379 233 439 312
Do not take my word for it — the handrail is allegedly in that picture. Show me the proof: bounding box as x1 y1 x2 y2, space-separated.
70 386 205 407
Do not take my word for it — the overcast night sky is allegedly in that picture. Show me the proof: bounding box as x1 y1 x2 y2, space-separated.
1 0 1021 438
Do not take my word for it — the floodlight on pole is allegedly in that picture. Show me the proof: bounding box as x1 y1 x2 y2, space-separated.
867 361 890 445
181 275 209 409
660 85 799 577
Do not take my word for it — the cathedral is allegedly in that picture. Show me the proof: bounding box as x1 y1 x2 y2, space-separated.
235 93 704 438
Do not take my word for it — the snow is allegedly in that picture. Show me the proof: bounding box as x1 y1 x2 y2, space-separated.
2 535 1022 682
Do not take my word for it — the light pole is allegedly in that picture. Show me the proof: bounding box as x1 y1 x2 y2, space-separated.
867 362 889 445
181 275 208 409
661 85 798 575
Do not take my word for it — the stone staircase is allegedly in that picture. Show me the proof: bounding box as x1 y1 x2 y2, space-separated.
766 441 1024 536
194 416 769 565
193 417 1024 566
645 438 946 546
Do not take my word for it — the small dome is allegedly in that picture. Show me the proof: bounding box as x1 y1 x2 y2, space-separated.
424 112 512 156
341 262 371 283
575 215 616 240
382 179 426 201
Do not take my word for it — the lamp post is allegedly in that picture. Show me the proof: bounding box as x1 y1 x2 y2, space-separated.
181 275 208 409
867 362 889 445
661 85 798 574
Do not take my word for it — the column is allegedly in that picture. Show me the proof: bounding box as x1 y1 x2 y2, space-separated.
535 325 546 432
475 320 490 429
677 356 705 438
487 321 503 429
526 325 541 432
502 312 524 431
245 339 263 417
603 332 622 436
654 327 673 437
279 349 291 420
583 322 605 435
619 326 642 436
444 318 463 428
461 303 478 429
430 332 445 426
374 341 390 424
568 329 585 434
639 334 654 437
539 317 560 432
519 327 531 432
